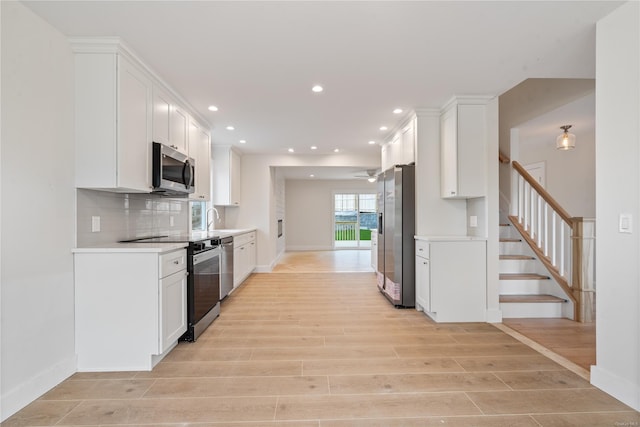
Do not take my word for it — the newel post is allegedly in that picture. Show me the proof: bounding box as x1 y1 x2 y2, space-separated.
571 217 585 322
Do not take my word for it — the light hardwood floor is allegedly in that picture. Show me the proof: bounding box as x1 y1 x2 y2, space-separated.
4 252 638 426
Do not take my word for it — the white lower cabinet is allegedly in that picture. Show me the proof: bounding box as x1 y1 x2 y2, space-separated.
414 239 486 322
233 231 256 288
74 248 187 371
415 240 430 312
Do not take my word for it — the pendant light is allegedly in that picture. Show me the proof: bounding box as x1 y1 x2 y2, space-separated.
556 125 576 150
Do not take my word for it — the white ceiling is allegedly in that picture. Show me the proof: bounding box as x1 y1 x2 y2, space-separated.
24 1 619 159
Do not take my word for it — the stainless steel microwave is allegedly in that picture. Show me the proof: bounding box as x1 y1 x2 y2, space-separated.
152 142 195 196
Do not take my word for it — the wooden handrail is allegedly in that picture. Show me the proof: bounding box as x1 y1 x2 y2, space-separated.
512 161 574 225
499 150 511 164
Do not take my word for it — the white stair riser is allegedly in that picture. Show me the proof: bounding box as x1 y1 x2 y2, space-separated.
499 279 551 295
499 241 524 253
499 259 536 273
500 302 564 318
499 227 514 239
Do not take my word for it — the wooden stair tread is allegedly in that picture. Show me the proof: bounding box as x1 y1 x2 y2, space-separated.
500 238 521 242
500 255 535 260
500 273 550 280
500 294 567 303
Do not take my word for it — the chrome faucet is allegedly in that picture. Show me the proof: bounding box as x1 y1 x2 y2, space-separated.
206 207 220 231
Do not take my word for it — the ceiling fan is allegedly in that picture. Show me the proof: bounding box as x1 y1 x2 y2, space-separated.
354 169 379 183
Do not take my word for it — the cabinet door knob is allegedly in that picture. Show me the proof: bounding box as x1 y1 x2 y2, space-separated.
173 260 179 265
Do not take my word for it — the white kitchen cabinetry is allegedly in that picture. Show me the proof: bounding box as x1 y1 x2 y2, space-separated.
74 48 153 193
152 87 189 155
233 231 256 288
74 248 187 371
380 116 416 171
188 118 211 201
440 97 488 199
212 146 242 206
414 239 486 322
414 240 430 312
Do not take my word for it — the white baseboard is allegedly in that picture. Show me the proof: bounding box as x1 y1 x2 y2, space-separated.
591 365 640 411
285 245 334 251
254 264 273 273
1 354 77 421
485 308 503 323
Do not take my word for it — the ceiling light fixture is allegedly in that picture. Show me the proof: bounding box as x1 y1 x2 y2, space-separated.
368 140 376 145
310 174 315 178
239 140 246 144
556 125 576 150
288 148 294 153
311 146 317 150
226 126 235 131
334 148 340 153
368 177 376 183
393 108 403 114
312 85 323 93
208 105 219 112
379 126 388 131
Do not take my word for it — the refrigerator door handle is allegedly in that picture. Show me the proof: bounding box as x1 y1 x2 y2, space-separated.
378 213 383 234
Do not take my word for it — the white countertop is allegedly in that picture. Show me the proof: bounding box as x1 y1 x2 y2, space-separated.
414 235 487 242
72 242 188 254
212 228 256 237
73 228 257 254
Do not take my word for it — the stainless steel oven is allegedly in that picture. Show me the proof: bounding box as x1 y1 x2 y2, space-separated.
184 239 220 341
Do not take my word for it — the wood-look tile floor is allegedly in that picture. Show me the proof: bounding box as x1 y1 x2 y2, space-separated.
4 258 639 426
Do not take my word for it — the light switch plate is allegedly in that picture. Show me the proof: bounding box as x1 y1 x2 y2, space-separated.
470 216 478 227
170 216 174 227
91 216 101 233
619 213 632 233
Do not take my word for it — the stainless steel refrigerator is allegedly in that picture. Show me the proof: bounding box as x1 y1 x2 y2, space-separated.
376 164 415 307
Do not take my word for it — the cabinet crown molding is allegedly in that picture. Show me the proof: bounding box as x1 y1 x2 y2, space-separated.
441 95 495 111
69 36 211 129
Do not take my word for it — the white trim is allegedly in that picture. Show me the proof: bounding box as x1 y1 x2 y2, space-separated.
591 366 640 411
285 245 334 252
485 308 503 323
1 355 77 421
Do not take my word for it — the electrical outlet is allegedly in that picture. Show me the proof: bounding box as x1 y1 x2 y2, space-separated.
91 216 101 233
469 216 478 227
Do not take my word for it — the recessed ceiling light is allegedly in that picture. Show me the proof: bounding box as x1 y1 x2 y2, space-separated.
379 126 388 131
334 148 340 153
288 148 294 153
312 85 323 93
311 146 317 150
226 126 235 131
393 108 403 114
208 105 219 112
310 174 315 178
239 140 246 144
368 140 376 145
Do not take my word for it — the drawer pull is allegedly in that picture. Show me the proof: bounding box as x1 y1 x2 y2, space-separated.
173 260 179 265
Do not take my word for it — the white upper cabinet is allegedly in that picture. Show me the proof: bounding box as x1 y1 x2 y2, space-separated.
152 87 188 155
74 47 153 193
440 97 488 199
212 146 242 206
72 38 210 194
188 119 211 201
380 115 416 171
401 118 416 166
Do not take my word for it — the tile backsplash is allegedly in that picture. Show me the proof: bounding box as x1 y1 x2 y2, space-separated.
77 189 190 246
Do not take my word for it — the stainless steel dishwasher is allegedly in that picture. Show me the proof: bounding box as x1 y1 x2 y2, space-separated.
220 236 234 299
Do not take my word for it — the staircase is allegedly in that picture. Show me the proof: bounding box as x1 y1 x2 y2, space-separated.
499 220 571 318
